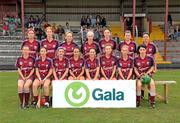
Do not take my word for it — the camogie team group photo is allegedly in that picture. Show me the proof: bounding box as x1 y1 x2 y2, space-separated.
0 0 180 123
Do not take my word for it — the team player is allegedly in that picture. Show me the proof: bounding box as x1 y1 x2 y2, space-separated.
41 26 59 59
142 32 157 72
117 45 133 80
85 48 100 80
134 45 156 108
100 44 117 80
21 28 40 59
81 31 100 59
99 29 116 53
53 47 69 80
119 30 137 58
16 46 35 109
68 47 85 80
59 31 78 58
32 47 53 108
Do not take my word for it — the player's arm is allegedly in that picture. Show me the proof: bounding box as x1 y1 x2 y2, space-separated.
110 65 116 80
146 58 155 75
35 68 42 81
69 70 77 79
101 68 108 80
52 67 58 80
26 68 35 80
60 68 69 80
85 69 92 80
118 68 125 80
127 68 133 80
93 67 100 80
17 68 25 80
43 68 53 81
134 67 142 78
77 66 85 79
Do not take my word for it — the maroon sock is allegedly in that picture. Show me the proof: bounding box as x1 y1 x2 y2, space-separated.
33 96 38 102
24 93 30 105
45 96 49 103
136 96 141 103
18 93 24 105
150 96 155 104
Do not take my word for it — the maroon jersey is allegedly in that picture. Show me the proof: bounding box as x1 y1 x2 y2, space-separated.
144 42 157 58
81 41 100 59
117 57 133 79
41 39 59 59
35 58 53 79
134 56 154 76
53 57 69 78
16 56 35 77
59 42 78 58
69 57 84 77
119 41 137 58
99 39 116 52
21 39 40 58
100 55 117 79
85 58 100 78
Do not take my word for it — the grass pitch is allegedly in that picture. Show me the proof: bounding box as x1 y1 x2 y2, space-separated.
0 70 179 123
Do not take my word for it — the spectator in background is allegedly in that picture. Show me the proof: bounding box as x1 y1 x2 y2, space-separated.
93 28 100 42
101 16 106 27
52 23 60 41
168 14 172 26
35 15 40 27
9 21 16 36
96 15 101 26
91 15 96 27
113 33 120 44
81 16 87 27
64 22 71 33
168 26 175 40
174 25 180 40
125 17 132 31
86 16 91 28
2 22 9 36
58 25 65 41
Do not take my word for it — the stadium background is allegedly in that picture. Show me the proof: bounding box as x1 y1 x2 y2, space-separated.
0 0 180 123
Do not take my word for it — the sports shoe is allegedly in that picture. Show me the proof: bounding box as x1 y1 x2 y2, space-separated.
44 102 49 108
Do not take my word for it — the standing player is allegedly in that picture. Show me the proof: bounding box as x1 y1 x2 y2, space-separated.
59 31 78 58
134 45 156 108
85 48 100 80
81 31 100 59
142 32 157 72
41 26 59 59
68 47 85 80
32 47 53 108
21 28 40 59
117 45 133 80
99 29 116 53
119 30 137 58
16 46 35 109
53 47 69 80
100 44 117 80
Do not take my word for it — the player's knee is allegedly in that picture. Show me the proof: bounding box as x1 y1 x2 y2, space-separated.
101 77 106 80
79 76 85 80
112 77 117 80
68 76 74 80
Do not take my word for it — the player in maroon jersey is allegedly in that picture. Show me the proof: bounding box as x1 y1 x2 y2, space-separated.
117 45 133 80
100 44 117 80
41 26 59 59
68 47 85 80
99 29 116 53
16 45 35 109
32 47 53 108
119 30 137 58
81 31 100 59
53 47 69 80
85 48 100 80
142 32 157 72
134 44 156 108
21 28 40 59
59 31 78 58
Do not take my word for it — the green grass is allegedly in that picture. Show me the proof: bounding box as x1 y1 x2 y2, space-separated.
0 70 180 123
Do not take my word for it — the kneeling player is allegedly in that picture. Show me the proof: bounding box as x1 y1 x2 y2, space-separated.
53 47 69 80
85 48 100 80
68 47 85 80
134 45 156 108
117 45 133 80
32 47 53 108
16 46 35 109
100 44 117 80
